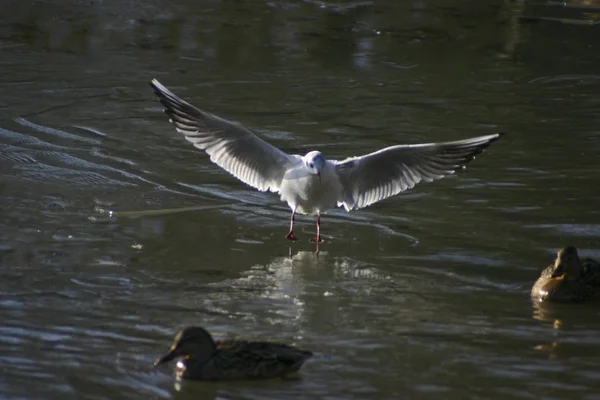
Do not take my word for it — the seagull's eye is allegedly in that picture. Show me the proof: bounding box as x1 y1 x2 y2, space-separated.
309 163 314 169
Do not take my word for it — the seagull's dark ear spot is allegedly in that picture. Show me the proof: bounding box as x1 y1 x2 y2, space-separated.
309 163 314 168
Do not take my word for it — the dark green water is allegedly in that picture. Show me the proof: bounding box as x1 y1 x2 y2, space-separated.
2 0 600 399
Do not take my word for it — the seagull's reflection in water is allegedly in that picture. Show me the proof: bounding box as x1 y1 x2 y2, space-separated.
160 250 391 398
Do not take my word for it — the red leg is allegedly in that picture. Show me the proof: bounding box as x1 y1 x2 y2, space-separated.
310 215 323 242
285 209 298 241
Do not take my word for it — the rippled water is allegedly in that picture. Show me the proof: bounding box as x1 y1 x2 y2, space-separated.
2 1 600 399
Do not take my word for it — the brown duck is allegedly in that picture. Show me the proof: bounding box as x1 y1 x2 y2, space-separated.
531 246 600 302
154 327 312 381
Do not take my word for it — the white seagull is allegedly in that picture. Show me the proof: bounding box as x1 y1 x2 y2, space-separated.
150 79 502 242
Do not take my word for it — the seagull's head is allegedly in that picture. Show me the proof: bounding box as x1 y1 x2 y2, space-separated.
303 151 325 181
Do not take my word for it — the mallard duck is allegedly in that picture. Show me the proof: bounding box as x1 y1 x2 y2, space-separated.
154 327 312 381
531 246 600 302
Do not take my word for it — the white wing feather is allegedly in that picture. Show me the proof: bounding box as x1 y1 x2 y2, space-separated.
150 79 298 193
334 134 502 211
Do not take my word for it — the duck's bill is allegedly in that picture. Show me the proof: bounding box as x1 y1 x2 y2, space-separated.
154 351 177 366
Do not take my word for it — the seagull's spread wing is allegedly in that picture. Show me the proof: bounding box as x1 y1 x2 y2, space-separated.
150 79 298 193
333 133 502 211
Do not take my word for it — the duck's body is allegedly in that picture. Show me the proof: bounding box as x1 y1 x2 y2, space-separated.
176 340 311 381
155 327 312 381
531 246 600 303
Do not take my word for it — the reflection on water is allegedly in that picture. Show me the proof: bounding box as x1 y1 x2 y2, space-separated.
531 300 566 329
530 300 599 363
3 0 600 399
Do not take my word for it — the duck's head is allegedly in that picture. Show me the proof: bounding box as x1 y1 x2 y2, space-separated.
154 327 217 367
551 246 583 280
302 151 325 181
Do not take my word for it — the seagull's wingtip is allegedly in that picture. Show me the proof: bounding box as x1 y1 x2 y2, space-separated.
493 132 506 141
149 78 164 92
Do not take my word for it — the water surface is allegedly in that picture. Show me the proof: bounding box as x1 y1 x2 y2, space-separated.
2 1 600 399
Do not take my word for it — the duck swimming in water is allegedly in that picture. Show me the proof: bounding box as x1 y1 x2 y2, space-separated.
154 327 312 381
531 246 600 303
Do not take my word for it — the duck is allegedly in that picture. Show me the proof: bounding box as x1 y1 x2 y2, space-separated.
531 246 600 302
154 326 312 381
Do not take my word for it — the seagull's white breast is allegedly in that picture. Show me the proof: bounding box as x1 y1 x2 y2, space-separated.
279 163 342 215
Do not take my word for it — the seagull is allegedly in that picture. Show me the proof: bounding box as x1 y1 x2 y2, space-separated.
150 79 503 242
